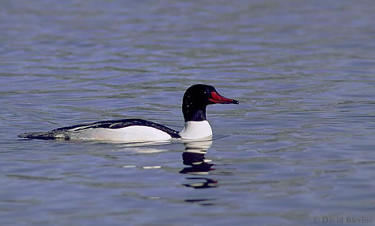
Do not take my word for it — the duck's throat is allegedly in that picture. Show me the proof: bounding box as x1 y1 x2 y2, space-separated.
179 120 212 140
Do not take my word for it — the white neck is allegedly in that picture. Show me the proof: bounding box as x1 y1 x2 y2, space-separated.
179 120 212 140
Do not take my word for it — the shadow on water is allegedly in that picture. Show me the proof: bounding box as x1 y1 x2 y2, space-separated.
102 139 219 191
180 140 218 190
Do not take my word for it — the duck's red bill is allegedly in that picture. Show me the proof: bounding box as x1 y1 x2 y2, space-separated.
209 91 239 104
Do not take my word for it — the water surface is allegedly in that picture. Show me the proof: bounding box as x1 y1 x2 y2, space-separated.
1 1 375 225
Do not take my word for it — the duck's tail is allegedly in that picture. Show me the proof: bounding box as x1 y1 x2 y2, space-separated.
18 131 68 140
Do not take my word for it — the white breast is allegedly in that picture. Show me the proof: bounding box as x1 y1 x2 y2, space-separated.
179 120 212 140
67 126 172 142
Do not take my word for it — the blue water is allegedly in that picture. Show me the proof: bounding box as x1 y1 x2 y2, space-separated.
1 1 375 225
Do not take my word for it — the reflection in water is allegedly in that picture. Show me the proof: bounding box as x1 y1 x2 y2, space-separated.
180 151 213 174
180 140 218 189
183 177 218 189
118 139 219 190
184 198 216 206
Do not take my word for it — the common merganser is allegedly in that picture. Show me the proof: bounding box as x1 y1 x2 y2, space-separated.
19 84 239 142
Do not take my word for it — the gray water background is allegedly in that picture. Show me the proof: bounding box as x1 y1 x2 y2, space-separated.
1 1 375 225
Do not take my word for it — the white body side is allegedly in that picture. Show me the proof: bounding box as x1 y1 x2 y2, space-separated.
67 126 172 142
179 120 213 140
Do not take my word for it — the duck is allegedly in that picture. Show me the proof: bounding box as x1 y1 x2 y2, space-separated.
19 84 239 142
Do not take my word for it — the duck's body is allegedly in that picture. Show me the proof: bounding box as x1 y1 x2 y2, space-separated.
19 84 238 142
20 119 180 142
